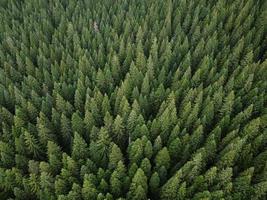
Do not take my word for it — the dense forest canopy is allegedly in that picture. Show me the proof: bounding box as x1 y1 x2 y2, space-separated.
0 0 267 199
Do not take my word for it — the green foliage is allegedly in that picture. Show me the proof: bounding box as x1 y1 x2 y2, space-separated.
128 168 148 199
71 132 88 161
0 0 266 199
47 141 62 175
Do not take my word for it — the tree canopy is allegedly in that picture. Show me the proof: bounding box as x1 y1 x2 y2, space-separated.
0 0 266 199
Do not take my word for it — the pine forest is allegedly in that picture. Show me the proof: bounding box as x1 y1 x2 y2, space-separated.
0 0 267 199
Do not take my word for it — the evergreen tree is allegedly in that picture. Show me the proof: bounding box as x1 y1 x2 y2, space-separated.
127 168 148 200
108 143 123 170
47 141 62 175
37 112 55 147
71 132 88 161
60 114 72 151
155 147 171 170
71 112 85 137
24 130 43 158
149 172 160 194
113 115 126 147
90 127 111 167
0 141 15 168
82 174 98 200
110 161 126 198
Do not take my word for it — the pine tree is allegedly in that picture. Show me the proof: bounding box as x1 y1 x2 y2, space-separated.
39 171 55 199
24 130 43 158
37 112 55 147
71 132 88 161
128 168 148 199
141 73 150 96
82 174 98 200
108 143 123 170
71 112 85 136
90 127 111 167
0 141 15 168
110 160 126 197
96 69 106 92
144 140 153 159
140 158 151 176
232 167 254 200
155 147 171 170
113 115 126 147
60 114 72 151
160 171 182 199
47 141 62 175
149 172 160 194
168 138 182 161
67 183 82 200
74 78 86 113
84 110 95 133
129 139 144 164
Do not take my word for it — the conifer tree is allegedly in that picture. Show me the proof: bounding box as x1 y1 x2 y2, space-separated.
128 168 148 200
155 147 171 170
71 112 85 136
82 174 98 200
110 161 126 198
0 141 15 168
47 141 62 175
113 115 126 147
37 112 55 147
71 132 88 161
90 127 111 167
108 143 123 170
60 114 72 151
